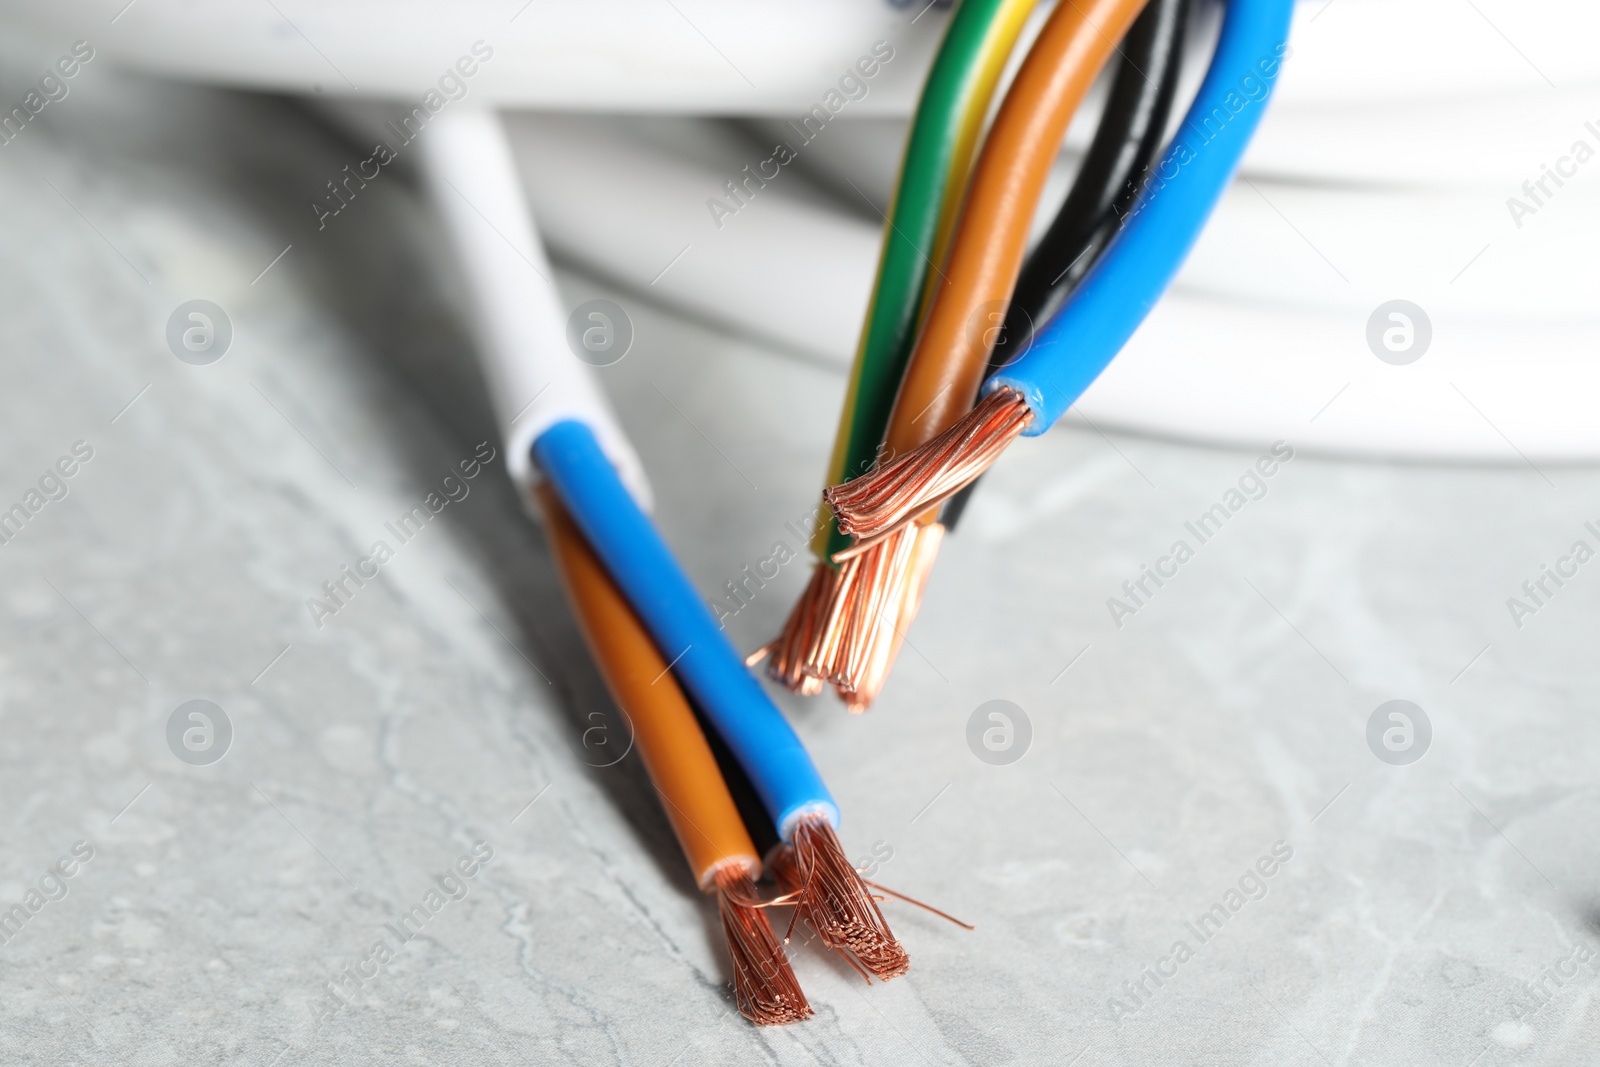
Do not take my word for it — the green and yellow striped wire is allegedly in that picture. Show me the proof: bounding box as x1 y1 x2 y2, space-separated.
814 0 1037 562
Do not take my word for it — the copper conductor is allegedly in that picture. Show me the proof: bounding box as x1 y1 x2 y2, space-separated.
831 524 917 691
835 522 943 712
759 523 942 713
784 390 1027 707
771 814 909 981
759 556 853 700
809 555 860 680
759 562 840 697
714 864 813 1025
866 879 976 931
825 388 1032 542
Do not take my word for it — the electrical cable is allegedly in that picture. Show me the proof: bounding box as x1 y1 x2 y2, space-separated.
772 0 1149 711
817 0 1037 565
537 485 811 1025
688 693 782 864
878 0 1150 468
1003 0 1193 350
535 420 836 836
827 0 1296 542
986 0 1295 431
538 483 762 887
414 101 1600 461
912 0 1042 366
762 0 1037 704
941 0 1190 531
531 418 908 980
422 106 907 986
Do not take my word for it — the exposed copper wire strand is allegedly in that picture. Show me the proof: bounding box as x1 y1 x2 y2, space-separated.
807 558 858 681
832 523 919 691
760 523 943 713
842 521 944 711
826 388 1032 541
770 814 909 981
713 864 814 1025
864 879 976 931
762 397 1021 718
760 557 849 699
757 564 832 696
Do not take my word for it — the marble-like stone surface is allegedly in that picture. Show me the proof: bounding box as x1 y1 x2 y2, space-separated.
2 69 1598 1067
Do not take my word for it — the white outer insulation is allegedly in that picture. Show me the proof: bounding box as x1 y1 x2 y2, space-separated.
413 108 652 510
1 1 1597 112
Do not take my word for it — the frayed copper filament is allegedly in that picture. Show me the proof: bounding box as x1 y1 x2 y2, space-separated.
825 388 1032 541
713 864 813 1025
865 879 975 931
771 814 909 981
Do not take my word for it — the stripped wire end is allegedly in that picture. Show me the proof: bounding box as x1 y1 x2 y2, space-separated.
825 388 1032 541
831 521 942 711
761 522 941 713
772 814 909 981
714 864 814 1025
759 562 840 697
745 644 824 697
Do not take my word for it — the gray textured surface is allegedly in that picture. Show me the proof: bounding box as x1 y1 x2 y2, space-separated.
3 72 1599 1067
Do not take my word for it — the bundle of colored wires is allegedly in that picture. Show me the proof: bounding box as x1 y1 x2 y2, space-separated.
822 0 1038 561
756 0 1036 708
417 108 916 1018
533 420 909 982
941 0 1191 530
539 486 810 1024
826 0 1296 546
766 0 1152 711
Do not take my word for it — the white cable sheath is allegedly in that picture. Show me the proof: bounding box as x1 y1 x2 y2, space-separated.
413 108 652 508
0 1 944 114
2 0 1597 112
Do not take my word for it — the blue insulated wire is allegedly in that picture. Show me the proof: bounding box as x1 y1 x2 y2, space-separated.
532 419 839 839
987 0 1296 433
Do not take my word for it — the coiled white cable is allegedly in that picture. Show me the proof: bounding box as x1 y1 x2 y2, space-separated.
35 0 1595 459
